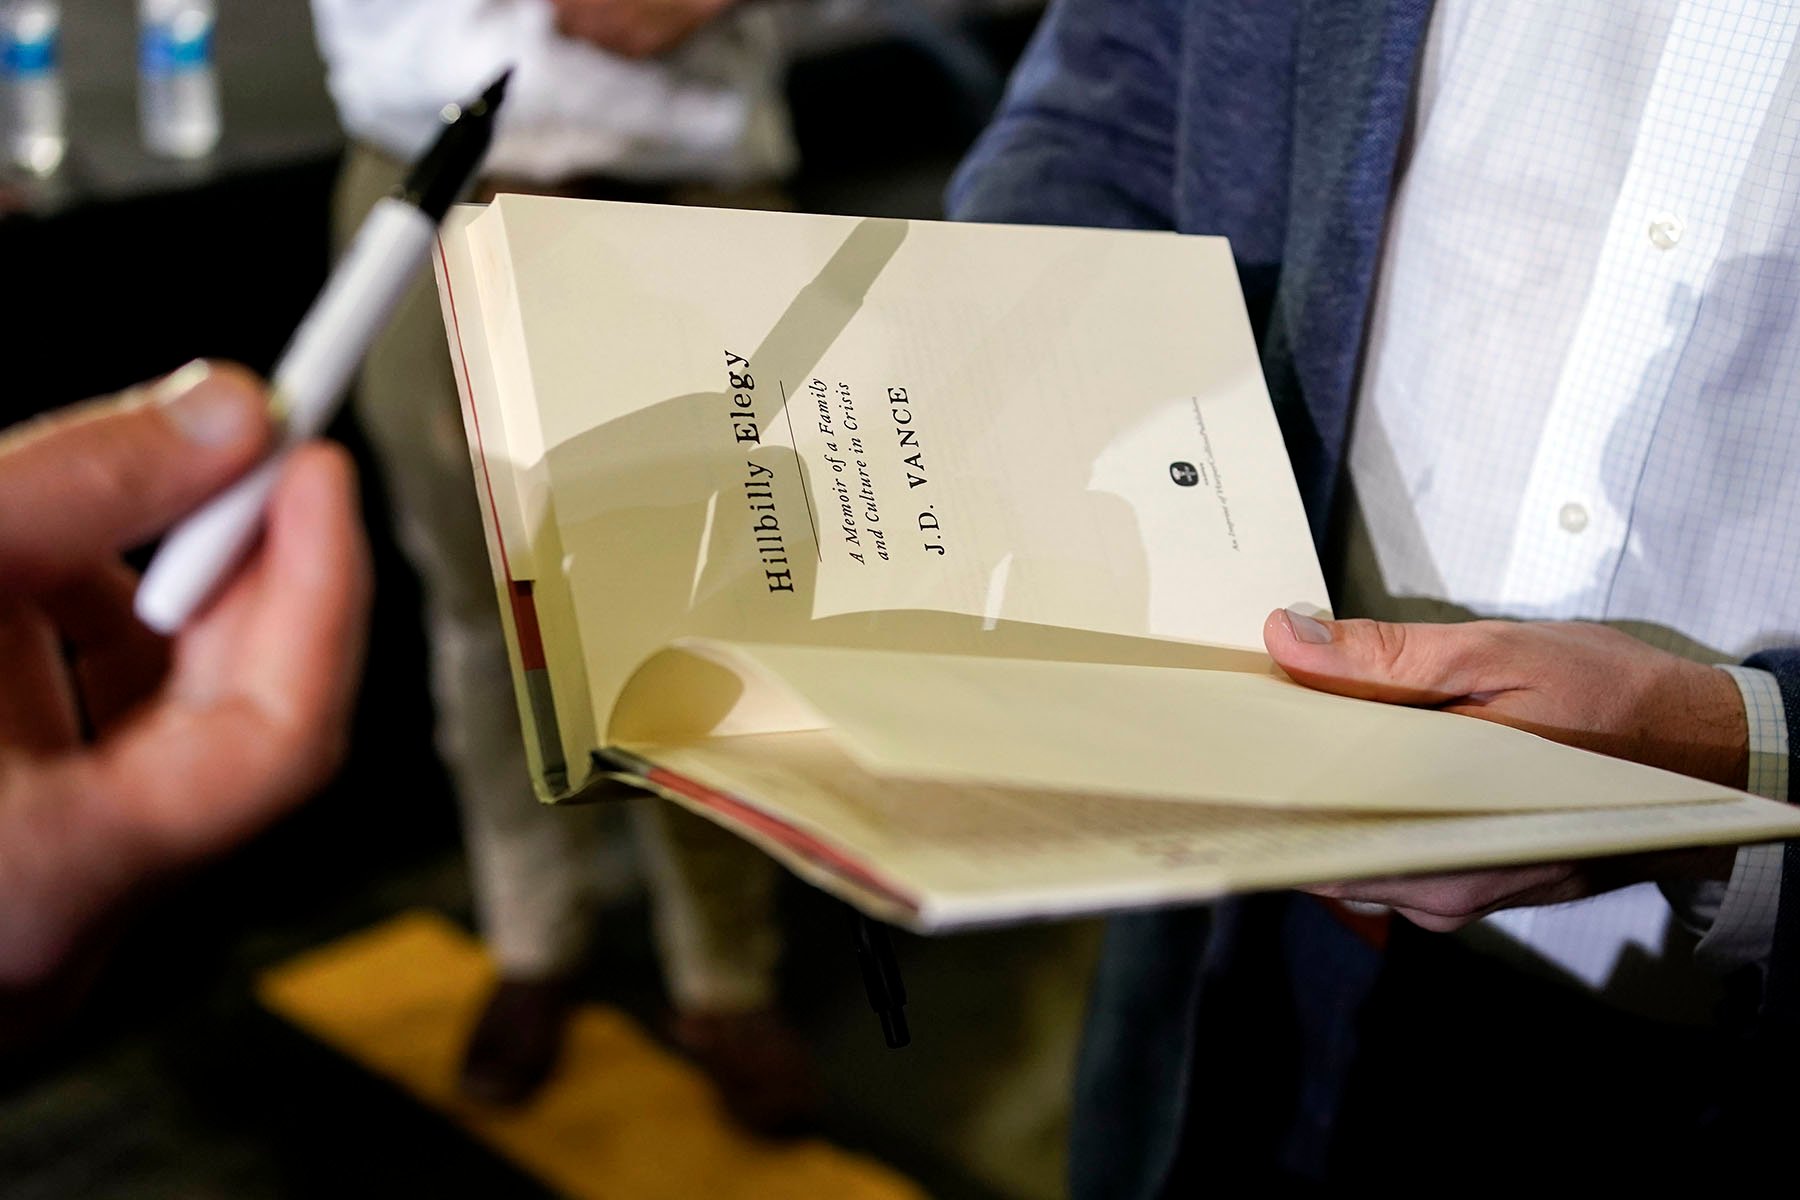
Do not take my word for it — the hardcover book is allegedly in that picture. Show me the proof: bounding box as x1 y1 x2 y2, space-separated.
431 194 1800 931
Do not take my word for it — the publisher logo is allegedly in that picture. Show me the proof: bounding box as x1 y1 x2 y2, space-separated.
1169 461 1200 487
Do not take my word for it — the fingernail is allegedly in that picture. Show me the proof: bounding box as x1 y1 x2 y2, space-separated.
1339 900 1392 917
1285 608 1334 644
154 361 252 445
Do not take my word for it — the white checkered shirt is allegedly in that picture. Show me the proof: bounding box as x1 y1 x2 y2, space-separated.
1350 0 1798 988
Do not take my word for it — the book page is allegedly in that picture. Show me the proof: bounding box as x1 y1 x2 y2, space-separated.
466 195 1327 737
461 203 613 782
625 732 1800 931
436 211 589 796
616 641 1749 813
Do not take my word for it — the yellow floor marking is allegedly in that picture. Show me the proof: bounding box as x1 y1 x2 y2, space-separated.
256 910 927 1200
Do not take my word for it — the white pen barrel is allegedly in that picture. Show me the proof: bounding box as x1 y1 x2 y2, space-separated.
274 197 436 437
134 454 287 634
133 195 437 635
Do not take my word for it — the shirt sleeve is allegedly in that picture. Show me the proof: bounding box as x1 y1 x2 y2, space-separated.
1663 666 1790 971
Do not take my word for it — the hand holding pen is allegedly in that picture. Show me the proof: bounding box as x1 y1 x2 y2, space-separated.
134 70 512 634
0 364 366 1031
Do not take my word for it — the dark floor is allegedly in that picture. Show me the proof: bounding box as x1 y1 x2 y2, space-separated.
0 810 1095 1199
0 13 1106 1199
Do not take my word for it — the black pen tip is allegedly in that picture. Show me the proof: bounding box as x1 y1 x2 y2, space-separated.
482 68 513 110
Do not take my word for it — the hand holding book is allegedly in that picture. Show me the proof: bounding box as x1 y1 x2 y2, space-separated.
1266 607 1751 929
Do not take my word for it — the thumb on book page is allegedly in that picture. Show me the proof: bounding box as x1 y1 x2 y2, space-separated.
1263 607 1522 708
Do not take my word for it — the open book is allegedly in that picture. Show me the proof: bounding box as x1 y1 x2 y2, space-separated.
432 195 1800 931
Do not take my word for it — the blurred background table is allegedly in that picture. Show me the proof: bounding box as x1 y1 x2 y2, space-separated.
0 0 339 409
1 0 338 219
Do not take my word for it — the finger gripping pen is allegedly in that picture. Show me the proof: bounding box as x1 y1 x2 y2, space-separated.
134 69 511 635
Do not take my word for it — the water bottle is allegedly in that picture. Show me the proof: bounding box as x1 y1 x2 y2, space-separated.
138 0 220 159
0 0 66 176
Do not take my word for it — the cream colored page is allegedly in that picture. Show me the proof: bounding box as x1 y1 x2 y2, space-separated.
463 203 606 778
440 207 534 576
624 641 1747 813
481 194 1326 737
437 210 590 795
637 732 1800 930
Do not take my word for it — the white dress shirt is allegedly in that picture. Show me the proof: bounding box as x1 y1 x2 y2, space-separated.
1351 0 1799 988
309 0 796 185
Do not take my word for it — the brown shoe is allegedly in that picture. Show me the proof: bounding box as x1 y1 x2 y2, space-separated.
670 1008 824 1138
458 975 576 1107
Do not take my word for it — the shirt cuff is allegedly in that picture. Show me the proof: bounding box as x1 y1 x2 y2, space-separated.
1685 666 1790 970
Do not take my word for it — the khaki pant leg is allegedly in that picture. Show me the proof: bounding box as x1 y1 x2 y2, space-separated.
334 145 608 977
632 799 781 1011
335 148 782 999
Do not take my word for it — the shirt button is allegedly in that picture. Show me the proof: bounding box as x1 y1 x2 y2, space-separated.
1648 213 1684 250
1559 502 1589 533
